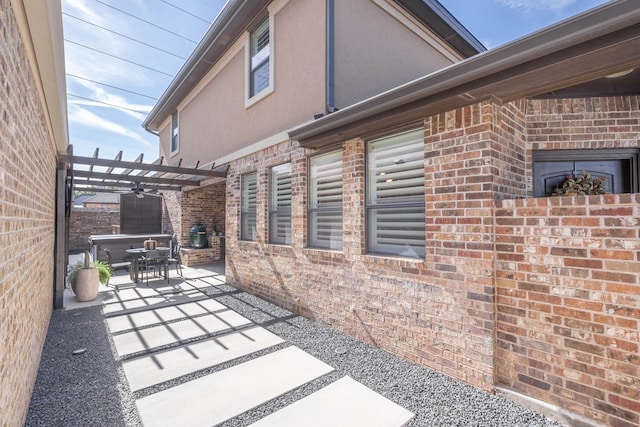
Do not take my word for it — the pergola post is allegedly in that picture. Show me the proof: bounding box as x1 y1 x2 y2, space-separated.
53 160 68 309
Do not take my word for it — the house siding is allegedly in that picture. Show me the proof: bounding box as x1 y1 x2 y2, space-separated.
495 194 640 427
158 0 465 169
160 0 327 165
219 95 640 425
0 0 58 424
334 0 460 109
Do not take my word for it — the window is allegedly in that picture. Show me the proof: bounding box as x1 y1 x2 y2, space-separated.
309 150 342 249
533 149 638 197
366 129 425 258
269 163 291 245
171 112 179 154
250 18 270 97
241 172 257 241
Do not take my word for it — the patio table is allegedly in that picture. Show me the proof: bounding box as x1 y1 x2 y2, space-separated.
126 247 170 283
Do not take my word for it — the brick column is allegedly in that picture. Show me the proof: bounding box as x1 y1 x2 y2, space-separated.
422 100 527 389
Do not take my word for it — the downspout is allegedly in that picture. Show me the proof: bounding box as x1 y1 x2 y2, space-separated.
326 0 336 113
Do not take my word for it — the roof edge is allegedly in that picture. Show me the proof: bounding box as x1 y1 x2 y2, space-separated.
143 0 268 130
143 0 484 131
289 0 640 146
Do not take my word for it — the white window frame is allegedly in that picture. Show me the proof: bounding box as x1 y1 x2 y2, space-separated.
366 128 425 258
241 172 258 241
245 15 274 107
269 163 292 245
170 112 179 156
308 150 343 250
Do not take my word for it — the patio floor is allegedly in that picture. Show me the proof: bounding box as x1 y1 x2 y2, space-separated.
26 262 566 426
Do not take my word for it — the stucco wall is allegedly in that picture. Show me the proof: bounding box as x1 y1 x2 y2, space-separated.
0 1 58 423
334 0 460 108
160 0 326 165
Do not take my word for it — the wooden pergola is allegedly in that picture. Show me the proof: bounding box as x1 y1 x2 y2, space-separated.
53 145 230 308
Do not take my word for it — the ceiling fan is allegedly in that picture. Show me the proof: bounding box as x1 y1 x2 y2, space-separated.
131 182 146 198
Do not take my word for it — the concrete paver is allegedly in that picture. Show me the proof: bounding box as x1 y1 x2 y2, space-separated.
112 309 251 357
69 263 416 426
122 325 284 391
248 376 415 427
106 299 227 333
135 346 334 427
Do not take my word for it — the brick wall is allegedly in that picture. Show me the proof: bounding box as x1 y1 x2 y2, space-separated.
495 195 640 427
69 208 120 251
0 1 59 424
224 110 511 390
222 96 639 426
161 190 182 237
171 181 226 246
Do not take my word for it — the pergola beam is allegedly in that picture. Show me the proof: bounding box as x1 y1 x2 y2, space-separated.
72 170 201 186
73 179 183 192
59 154 226 177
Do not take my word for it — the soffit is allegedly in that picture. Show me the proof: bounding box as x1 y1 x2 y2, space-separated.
290 0 640 148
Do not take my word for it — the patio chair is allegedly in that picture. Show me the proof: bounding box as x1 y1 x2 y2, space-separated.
104 248 131 289
167 242 183 277
142 249 169 285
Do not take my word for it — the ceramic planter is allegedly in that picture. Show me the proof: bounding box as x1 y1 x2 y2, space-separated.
72 268 100 302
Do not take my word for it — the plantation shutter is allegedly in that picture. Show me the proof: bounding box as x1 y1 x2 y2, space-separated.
367 129 425 257
241 172 257 241
250 19 270 96
270 163 291 244
309 151 342 249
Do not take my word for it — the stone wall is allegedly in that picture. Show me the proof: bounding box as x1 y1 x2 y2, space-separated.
69 208 120 251
0 1 58 424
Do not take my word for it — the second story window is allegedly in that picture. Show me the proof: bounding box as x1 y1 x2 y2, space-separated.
269 163 291 245
250 18 270 97
241 172 257 241
171 112 179 154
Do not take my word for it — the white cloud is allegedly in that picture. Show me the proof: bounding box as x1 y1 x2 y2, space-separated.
67 104 152 148
496 0 576 15
68 78 153 120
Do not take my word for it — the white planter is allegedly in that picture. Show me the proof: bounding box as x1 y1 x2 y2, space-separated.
72 268 100 302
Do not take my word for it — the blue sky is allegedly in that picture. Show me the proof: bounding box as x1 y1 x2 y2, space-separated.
62 0 609 162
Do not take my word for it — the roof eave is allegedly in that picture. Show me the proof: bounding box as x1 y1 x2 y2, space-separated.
395 0 485 57
143 0 484 132
289 0 640 148
143 0 270 131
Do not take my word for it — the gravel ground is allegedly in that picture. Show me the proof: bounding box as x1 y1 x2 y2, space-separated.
26 277 564 427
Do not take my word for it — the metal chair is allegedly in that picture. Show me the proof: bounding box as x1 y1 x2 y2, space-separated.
142 249 169 285
104 248 131 289
167 243 183 277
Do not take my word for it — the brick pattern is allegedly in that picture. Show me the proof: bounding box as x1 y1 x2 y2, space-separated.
225 123 499 390
173 181 226 246
495 195 640 427
527 97 640 152
221 96 640 426
0 1 58 424
180 237 223 266
69 208 120 251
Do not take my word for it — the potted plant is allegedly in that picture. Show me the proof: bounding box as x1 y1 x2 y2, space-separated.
553 172 607 196
67 251 112 302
